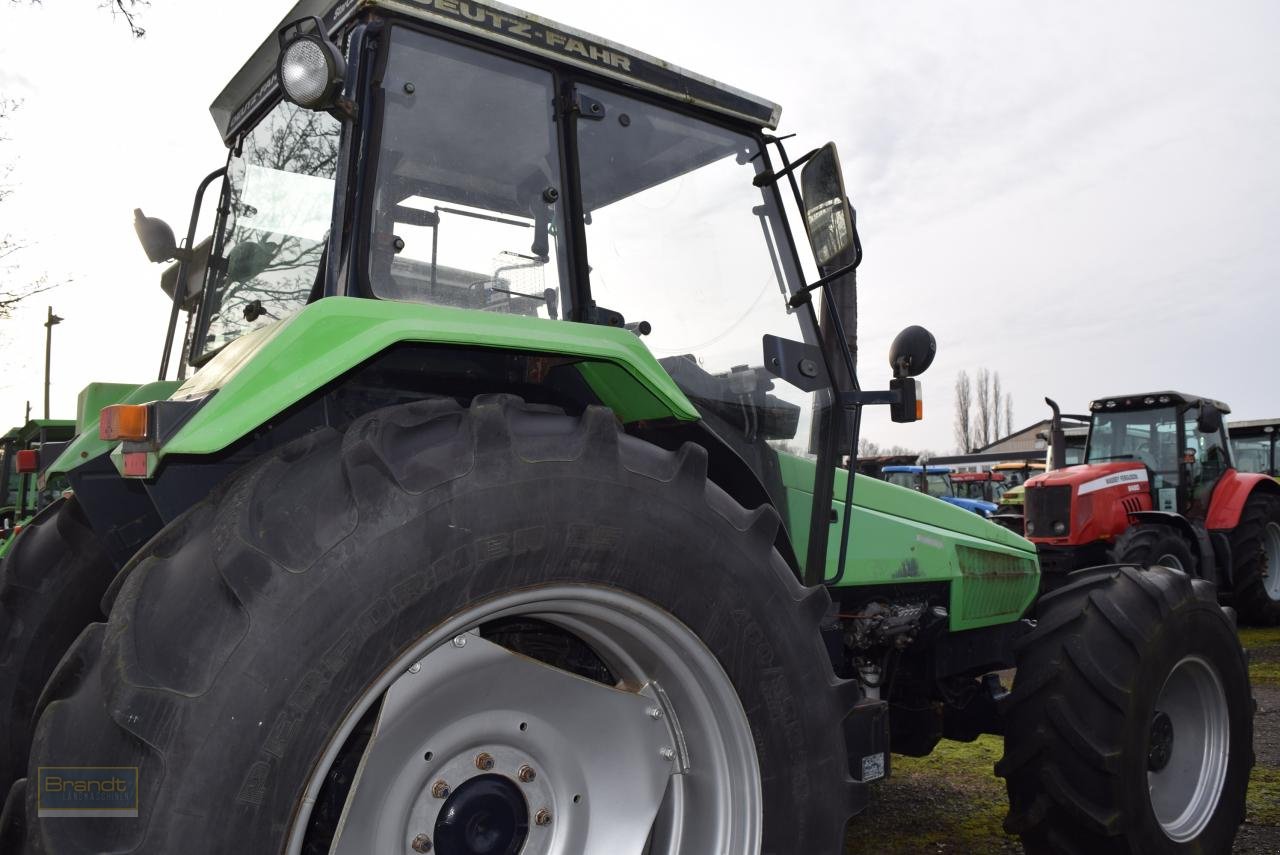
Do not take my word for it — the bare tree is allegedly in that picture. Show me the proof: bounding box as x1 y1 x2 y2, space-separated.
974 368 992 448
954 370 973 453
991 372 1003 441
10 1 149 37
1005 396 1014 438
103 0 149 37
0 100 60 320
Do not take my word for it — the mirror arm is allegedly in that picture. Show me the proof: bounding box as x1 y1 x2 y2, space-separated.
787 252 862 309
752 145 819 188
158 166 227 382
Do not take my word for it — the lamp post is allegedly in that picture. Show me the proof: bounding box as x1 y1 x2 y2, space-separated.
43 306 62 419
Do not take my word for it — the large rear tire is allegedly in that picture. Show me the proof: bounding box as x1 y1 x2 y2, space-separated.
18 396 859 854
997 565 1252 854
1228 492 1280 625
0 496 114 795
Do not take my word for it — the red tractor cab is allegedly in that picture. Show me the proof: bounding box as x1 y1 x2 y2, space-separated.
950 470 1006 503
1025 391 1280 624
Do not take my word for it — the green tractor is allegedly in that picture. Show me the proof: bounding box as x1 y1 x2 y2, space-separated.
0 3 1253 853
0 418 76 558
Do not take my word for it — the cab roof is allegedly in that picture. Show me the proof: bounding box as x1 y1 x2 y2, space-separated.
1229 418 1280 436
882 465 950 474
1089 392 1231 414
212 0 782 143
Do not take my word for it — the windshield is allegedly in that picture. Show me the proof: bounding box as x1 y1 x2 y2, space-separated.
1087 407 1181 497
885 472 916 490
924 473 952 498
196 102 340 357
369 27 569 319
1232 434 1276 475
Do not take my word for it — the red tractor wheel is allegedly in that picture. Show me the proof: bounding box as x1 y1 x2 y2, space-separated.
1111 524 1197 575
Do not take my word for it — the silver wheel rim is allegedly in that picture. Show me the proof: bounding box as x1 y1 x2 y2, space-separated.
285 585 762 855
1156 553 1186 573
1148 655 1230 842
1263 521 1280 601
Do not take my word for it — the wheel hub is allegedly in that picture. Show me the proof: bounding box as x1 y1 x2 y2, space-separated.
1147 710 1174 771
1147 655 1230 843
435 774 529 855
295 587 764 855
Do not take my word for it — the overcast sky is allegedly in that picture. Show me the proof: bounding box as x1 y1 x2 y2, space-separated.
0 0 1277 453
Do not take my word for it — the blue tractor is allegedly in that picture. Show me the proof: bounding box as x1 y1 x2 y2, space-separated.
880 464 999 517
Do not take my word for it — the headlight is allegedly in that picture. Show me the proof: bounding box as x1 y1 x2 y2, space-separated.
1052 521 1067 535
276 16 346 109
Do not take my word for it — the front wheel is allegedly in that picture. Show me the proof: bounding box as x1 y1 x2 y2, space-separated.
997 564 1252 854
1110 523 1196 575
19 396 859 854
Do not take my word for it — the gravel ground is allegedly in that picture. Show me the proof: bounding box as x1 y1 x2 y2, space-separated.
846 627 1280 854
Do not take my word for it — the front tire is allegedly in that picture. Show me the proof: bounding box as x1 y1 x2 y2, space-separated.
1110 524 1196 575
1228 492 1280 625
997 565 1252 854
20 396 859 854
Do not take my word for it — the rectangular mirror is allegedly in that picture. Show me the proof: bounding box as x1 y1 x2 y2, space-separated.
800 142 854 268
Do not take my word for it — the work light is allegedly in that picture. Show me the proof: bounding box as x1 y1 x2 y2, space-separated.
276 16 345 109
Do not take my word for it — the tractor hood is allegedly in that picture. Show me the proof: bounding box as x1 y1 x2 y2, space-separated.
943 496 999 516
854 475 1028 548
1028 461 1148 493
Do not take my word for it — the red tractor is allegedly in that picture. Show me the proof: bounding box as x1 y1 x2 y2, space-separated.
1026 391 1280 624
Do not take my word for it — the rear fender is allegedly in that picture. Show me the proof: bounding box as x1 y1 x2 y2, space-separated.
133 298 698 473
1206 470 1280 530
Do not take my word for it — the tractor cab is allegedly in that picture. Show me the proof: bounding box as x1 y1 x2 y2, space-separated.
951 469 1006 503
1229 418 1280 480
880 464 998 517
1077 392 1231 518
0 419 75 552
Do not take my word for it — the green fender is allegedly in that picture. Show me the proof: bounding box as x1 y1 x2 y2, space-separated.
129 297 699 469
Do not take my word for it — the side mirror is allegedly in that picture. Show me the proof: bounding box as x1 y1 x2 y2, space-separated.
799 143 856 268
134 209 179 263
888 325 936 378
226 240 277 283
1196 403 1223 435
160 236 211 311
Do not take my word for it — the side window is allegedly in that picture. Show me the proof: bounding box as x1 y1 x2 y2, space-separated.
1187 407 1229 480
369 27 569 320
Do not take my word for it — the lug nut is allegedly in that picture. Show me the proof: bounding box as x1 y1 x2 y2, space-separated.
452 636 468 648
535 808 552 826
475 752 495 771
660 747 675 761
647 707 663 720
518 765 536 783
431 780 450 799
411 833 433 853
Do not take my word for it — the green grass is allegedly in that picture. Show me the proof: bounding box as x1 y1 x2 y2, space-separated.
846 736 1012 853
1248 767 1280 826
1241 626 1280 686
1239 626 1280 650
